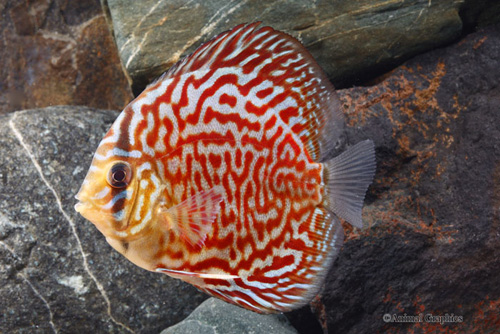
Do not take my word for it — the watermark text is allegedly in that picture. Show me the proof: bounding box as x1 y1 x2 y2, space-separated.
383 313 463 325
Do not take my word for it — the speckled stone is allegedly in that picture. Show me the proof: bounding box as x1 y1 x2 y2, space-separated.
0 106 207 333
161 298 298 334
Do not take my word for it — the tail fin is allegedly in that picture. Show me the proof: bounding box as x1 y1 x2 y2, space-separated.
323 140 376 228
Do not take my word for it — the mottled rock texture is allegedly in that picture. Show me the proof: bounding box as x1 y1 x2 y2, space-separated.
161 298 298 334
0 107 207 333
1 0 133 114
111 0 460 94
319 23 500 334
104 0 498 95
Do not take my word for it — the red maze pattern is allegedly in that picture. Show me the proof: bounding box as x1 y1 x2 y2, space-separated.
104 24 341 312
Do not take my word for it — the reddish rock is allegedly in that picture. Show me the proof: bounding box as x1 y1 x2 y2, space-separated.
319 24 500 334
1 0 132 114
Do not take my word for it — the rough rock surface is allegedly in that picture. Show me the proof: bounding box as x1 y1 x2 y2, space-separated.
461 0 500 31
319 23 500 334
160 298 298 334
0 106 207 333
1 0 133 114
103 0 465 94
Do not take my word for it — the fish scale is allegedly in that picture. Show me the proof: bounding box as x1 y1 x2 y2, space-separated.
75 23 376 313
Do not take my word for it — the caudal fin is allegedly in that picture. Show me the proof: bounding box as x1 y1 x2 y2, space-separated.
323 140 376 228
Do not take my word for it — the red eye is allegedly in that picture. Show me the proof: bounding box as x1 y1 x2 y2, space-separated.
107 162 132 188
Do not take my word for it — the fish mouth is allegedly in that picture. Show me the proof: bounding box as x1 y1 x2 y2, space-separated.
74 192 115 236
74 188 89 213
73 182 138 237
74 195 93 219
74 199 93 215
74 187 100 222
74 201 86 213
74 191 83 211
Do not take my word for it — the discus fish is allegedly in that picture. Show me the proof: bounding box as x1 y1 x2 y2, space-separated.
75 23 376 313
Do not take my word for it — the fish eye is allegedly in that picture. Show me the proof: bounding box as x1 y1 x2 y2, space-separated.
107 162 132 188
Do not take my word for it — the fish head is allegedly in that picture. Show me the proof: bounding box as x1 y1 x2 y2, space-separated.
75 156 139 239
74 117 162 241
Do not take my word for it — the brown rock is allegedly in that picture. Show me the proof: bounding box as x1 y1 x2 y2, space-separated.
317 23 500 334
74 16 133 109
0 0 133 114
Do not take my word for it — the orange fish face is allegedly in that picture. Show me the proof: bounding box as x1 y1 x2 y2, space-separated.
75 138 162 242
75 157 137 238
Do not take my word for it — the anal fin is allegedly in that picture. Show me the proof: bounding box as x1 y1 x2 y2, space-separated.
156 268 239 280
156 268 239 288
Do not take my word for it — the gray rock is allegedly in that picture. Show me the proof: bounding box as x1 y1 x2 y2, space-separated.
102 0 464 94
161 298 298 334
0 106 207 333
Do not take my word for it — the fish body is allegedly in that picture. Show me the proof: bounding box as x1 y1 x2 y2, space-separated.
75 23 376 313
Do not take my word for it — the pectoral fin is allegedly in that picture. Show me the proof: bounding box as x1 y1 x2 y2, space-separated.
159 186 224 247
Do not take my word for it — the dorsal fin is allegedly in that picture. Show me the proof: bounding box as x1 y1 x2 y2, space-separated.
159 22 260 78
149 22 344 162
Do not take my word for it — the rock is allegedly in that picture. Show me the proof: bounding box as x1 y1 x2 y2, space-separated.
0 106 207 333
103 0 464 94
1 1 133 114
160 298 298 334
316 23 500 333
461 0 500 31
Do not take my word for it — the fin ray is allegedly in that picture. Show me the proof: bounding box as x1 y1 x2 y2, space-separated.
284 207 344 310
159 186 224 247
156 268 239 280
324 140 376 228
